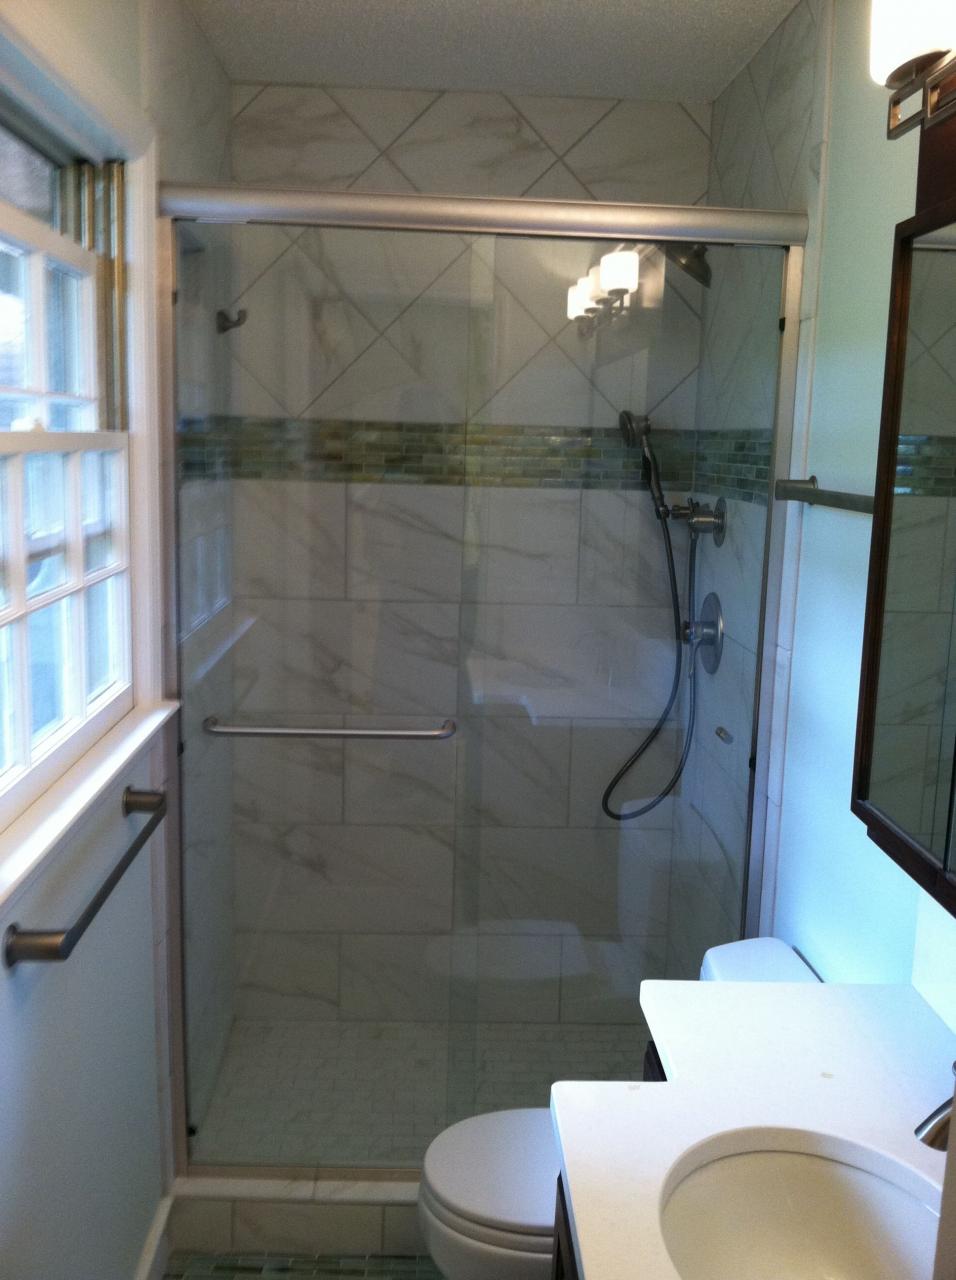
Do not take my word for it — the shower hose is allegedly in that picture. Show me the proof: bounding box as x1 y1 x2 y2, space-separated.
601 517 700 822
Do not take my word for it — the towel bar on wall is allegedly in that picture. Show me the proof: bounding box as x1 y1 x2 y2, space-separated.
202 717 457 740
774 476 875 515
3 788 167 969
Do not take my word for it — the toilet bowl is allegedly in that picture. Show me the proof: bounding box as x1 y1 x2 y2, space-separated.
419 939 818 1280
418 1109 558 1280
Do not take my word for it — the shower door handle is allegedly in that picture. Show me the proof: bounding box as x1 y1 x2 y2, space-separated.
202 717 457 741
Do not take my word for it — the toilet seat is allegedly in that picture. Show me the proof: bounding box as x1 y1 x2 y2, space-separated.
421 1107 559 1236
420 1181 553 1253
419 1108 559 1280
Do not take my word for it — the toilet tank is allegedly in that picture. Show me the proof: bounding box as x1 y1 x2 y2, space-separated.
700 937 819 983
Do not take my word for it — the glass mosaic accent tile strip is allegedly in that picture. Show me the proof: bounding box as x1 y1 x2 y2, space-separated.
895 435 956 496
165 1255 444 1280
177 417 773 502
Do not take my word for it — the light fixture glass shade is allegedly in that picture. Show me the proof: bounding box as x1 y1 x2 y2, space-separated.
599 249 640 295
577 273 598 310
869 0 956 86
587 265 607 305
567 283 589 320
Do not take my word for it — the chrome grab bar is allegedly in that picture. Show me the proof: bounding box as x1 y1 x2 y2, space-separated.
202 717 457 741
3 788 167 969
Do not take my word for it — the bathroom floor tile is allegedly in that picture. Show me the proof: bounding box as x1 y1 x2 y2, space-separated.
165 1256 444 1280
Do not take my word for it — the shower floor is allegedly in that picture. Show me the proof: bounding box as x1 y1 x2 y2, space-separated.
191 1019 647 1167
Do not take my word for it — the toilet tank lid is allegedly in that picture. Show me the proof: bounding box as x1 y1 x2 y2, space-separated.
700 937 819 983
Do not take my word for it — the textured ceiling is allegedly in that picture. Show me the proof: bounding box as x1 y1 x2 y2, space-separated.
188 0 799 101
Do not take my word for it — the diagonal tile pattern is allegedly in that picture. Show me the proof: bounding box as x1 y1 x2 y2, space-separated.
229 83 710 205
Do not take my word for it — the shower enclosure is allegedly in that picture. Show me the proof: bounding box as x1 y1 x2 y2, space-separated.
168 188 800 1170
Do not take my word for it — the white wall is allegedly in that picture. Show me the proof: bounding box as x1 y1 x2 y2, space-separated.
0 750 168 1280
771 0 956 1012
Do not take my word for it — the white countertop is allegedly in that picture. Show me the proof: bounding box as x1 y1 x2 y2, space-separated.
550 982 956 1280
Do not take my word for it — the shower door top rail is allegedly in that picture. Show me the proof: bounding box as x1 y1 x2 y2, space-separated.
159 183 809 247
203 717 457 741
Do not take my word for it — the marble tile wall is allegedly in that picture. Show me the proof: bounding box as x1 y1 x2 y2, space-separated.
663 0 829 976
223 479 680 1036
227 86 710 204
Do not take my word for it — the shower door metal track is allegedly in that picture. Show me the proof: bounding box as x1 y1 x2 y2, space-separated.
159 183 808 246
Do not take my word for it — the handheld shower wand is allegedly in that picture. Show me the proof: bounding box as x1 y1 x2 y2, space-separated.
619 411 668 519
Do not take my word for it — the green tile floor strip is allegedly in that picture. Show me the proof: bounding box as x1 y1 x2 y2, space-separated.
165 1254 444 1280
178 417 773 502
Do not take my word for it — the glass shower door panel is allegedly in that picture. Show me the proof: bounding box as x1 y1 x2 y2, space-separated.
175 219 787 1169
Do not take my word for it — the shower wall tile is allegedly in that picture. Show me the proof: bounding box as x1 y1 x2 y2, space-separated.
234 822 455 934
509 95 617 157
474 935 563 1022
578 489 676 608
347 483 465 601
235 930 340 1020
690 745 750 927
297 226 466 333
227 85 710 208
462 487 581 604
695 496 767 654
324 87 439 152
694 632 757 787
472 340 619 430
344 717 458 826
231 86 379 188
567 721 681 830
463 827 672 936
455 716 572 828
387 93 554 197
339 934 451 1020
233 732 345 826
233 480 346 599
229 244 378 416
305 338 462 424
559 935 667 1023
562 103 710 204
234 599 460 716
460 602 675 720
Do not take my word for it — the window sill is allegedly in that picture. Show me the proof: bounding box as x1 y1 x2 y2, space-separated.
0 701 178 914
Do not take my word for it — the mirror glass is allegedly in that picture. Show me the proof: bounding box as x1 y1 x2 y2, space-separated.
870 221 956 867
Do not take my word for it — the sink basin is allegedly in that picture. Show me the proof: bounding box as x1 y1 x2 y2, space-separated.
660 1128 939 1280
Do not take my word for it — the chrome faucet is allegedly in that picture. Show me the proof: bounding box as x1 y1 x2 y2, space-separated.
915 1061 956 1151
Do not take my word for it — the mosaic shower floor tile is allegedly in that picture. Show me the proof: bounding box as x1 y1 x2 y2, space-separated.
190 1018 647 1167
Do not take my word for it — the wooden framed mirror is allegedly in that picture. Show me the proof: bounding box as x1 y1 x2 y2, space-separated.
853 189 956 915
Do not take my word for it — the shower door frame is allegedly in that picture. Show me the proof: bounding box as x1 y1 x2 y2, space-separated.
156 184 806 1180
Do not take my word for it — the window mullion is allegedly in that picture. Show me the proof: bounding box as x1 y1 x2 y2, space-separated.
27 251 48 429
66 451 85 717
7 455 28 771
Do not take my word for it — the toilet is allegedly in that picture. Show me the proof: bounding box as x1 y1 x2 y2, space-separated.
418 937 818 1280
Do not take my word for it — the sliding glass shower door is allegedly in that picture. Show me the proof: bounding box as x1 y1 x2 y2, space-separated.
175 217 786 1167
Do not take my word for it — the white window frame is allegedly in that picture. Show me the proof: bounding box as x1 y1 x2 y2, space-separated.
0 191 133 832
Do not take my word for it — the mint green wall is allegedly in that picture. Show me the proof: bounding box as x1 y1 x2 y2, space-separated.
773 0 956 1013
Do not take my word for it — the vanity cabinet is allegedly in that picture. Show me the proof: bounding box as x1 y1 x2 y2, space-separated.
552 1176 581 1280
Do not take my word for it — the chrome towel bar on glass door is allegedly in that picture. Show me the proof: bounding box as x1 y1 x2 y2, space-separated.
202 717 457 741
3 788 167 969
774 476 875 515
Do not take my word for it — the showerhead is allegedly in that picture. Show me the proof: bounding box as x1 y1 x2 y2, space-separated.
661 242 712 288
618 410 651 450
619 411 668 519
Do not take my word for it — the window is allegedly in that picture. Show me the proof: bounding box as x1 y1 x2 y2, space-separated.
0 186 131 829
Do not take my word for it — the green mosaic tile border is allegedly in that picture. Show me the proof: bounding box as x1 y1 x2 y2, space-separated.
895 434 956 496
694 429 772 504
177 416 772 501
165 1254 443 1280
